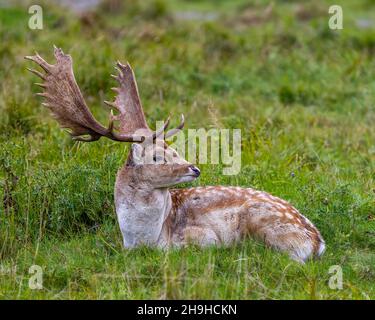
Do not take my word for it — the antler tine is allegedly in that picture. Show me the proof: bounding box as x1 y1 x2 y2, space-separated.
164 114 185 139
152 116 171 140
35 82 47 88
25 51 54 73
35 92 49 98
104 100 120 112
116 60 128 72
53 45 66 59
110 74 119 81
113 61 127 82
108 109 115 132
26 67 46 80
72 134 101 142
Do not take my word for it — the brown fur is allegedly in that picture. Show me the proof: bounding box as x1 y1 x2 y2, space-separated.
166 186 324 260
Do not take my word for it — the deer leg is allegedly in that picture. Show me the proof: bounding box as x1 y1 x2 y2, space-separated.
182 226 220 247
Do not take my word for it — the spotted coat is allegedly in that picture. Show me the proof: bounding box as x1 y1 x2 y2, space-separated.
162 186 325 263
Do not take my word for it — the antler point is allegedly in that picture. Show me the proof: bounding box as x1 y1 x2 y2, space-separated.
104 100 119 110
35 82 46 88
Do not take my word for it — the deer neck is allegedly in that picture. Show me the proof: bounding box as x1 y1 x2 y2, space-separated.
115 168 172 248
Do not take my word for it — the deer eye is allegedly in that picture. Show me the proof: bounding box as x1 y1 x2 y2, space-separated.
153 155 164 163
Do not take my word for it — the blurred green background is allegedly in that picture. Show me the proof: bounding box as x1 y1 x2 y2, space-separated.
0 0 374 299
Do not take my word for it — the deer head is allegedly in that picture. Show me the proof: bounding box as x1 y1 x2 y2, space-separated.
125 140 200 189
25 47 200 189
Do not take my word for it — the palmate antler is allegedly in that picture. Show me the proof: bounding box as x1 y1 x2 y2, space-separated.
25 46 183 142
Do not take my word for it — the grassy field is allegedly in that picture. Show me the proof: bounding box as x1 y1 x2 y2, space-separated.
0 0 374 299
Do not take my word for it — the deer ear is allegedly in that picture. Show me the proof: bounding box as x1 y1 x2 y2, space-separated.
130 143 144 164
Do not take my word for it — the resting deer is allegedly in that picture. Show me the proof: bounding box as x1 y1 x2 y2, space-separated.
26 47 325 263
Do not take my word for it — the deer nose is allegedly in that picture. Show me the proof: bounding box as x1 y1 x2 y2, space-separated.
189 165 200 177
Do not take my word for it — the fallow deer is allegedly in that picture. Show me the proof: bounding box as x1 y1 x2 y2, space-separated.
26 47 325 263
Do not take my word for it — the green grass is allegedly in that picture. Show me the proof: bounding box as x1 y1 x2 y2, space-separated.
0 0 374 299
